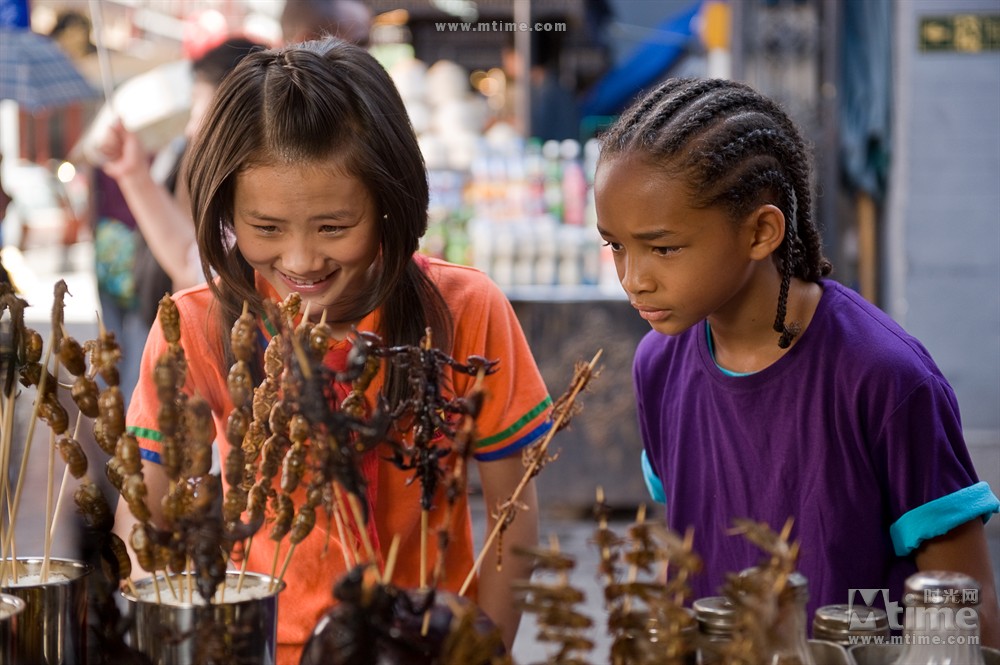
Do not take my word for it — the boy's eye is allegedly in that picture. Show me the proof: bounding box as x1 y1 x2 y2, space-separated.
652 246 679 257
319 225 346 234
602 240 623 252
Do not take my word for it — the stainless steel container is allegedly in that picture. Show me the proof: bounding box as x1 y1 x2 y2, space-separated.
850 644 1000 664
121 570 284 665
808 639 855 665
0 557 90 665
0 592 27 665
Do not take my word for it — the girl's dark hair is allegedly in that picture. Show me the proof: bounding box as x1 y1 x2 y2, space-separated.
185 38 451 405
600 78 832 348
191 37 267 87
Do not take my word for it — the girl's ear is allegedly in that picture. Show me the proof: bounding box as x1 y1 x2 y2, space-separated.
746 203 786 261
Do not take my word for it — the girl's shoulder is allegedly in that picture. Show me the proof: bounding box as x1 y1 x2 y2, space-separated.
419 256 507 307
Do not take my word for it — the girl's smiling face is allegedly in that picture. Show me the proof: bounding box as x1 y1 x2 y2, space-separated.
594 155 759 336
233 159 381 322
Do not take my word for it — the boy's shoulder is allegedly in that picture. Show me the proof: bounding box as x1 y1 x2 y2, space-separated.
817 280 938 371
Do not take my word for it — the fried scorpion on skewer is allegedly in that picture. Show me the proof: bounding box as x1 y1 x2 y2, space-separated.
513 539 595 665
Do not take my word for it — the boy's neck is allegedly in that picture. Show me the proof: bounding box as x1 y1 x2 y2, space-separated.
708 277 823 374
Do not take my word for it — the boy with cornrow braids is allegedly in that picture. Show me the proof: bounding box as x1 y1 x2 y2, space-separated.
594 77 1000 645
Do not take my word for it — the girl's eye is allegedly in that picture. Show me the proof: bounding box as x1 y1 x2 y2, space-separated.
652 246 679 257
253 224 278 234
319 225 346 235
602 240 623 252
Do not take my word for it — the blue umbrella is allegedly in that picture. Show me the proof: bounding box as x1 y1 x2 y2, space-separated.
0 26 99 112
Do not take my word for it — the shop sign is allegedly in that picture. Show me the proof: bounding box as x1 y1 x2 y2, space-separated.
919 14 1000 52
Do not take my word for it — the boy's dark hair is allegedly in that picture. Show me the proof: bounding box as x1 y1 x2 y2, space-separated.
185 38 451 406
192 37 267 88
600 78 832 348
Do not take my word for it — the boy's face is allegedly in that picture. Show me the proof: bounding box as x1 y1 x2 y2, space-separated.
232 159 381 325
594 155 759 336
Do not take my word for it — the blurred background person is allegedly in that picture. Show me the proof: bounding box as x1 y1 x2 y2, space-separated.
501 30 580 142
97 36 266 333
279 0 372 46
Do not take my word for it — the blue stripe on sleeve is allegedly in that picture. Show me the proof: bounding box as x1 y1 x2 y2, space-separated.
474 420 553 462
890 481 999 556
641 449 666 504
139 448 162 465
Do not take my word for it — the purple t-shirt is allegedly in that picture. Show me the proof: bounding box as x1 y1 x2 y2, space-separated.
635 279 997 621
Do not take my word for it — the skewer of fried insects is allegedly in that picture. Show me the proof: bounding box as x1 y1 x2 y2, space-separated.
458 348 602 596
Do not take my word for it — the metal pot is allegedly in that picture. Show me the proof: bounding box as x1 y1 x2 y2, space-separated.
121 570 284 665
0 557 90 665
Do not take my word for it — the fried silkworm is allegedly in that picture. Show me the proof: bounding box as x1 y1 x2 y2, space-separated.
56 435 88 478
70 375 99 418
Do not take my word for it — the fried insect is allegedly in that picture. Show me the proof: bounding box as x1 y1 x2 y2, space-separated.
75 481 114 531
97 386 125 443
122 474 151 523
270 493 294 541
223 485 249 524
38 397 69 435
106 532 132 581
115 433 143 475
225 406 250 450
70 374 99 418
227 361 253 409
24 328 43 364
157 294 181 345
280 442 307 494
105 455 127 492
183 398 214 477
231 305 256 363
289 503 316 545
88 329 123 387
129 523 158 573
56 435 88 478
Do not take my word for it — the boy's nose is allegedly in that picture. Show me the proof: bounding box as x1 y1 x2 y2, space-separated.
620 256 653 294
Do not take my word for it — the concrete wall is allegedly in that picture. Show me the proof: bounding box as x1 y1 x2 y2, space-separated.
886 0 1000 499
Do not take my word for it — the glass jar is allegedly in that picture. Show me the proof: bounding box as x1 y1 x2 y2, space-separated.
812 603 890 646
895 570 985 665
760 571 816 665
693 596 735 664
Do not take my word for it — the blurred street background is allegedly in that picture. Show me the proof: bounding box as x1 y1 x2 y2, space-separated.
0 0 998 663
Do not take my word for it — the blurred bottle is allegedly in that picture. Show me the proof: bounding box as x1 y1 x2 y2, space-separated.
812 603 889 647
541 139 563 222
896 571 986 665
560 139 586 226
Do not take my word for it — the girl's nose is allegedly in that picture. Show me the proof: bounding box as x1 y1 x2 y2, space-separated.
282 237 325 273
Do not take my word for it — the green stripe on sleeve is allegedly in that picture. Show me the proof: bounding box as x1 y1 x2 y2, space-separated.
475 396 553 449
127 425 163 443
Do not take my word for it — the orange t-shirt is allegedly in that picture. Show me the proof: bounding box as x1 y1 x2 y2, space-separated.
126 258 553 663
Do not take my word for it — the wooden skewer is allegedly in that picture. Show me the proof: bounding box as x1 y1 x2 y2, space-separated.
40 431 57 582
330 489 356 570
346 493 377 572
459 349 603 596
419 509 428 589
274 542 296 592
382 534 401 584
0 385 17 583
237 535 254 593
0 327 58 582
269 542 283 592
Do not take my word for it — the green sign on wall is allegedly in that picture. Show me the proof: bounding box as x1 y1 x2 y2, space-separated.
920 14 1000 51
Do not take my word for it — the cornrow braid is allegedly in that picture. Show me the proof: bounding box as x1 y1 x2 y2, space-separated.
601 78 833 348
